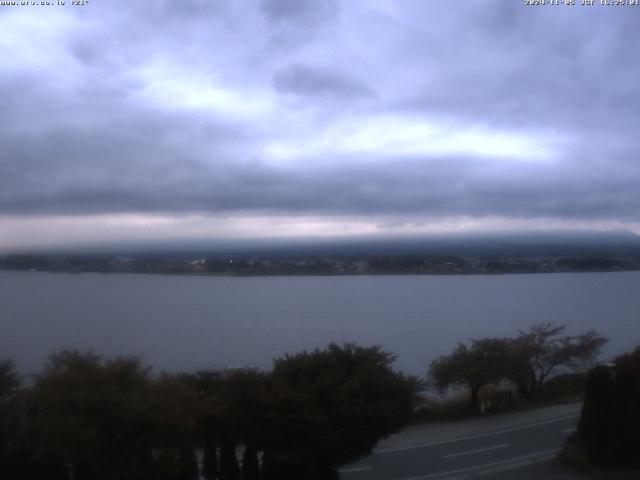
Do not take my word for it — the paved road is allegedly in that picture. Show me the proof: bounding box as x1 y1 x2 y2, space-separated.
339 409 581 480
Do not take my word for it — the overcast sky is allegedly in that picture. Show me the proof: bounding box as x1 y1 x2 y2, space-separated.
1 0 639 250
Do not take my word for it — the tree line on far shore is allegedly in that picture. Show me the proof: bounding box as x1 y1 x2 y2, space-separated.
0 322 609 480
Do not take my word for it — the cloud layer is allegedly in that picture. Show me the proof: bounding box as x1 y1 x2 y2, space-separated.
1 1 640 247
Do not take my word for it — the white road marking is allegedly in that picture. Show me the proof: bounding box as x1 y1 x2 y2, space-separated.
443 443 509 459
561 427 577 434
401 448 561 480
477 460 531 475
377 413 579 454
339 466 372 473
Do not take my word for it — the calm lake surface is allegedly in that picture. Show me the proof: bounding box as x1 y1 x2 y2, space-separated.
1 271 639 376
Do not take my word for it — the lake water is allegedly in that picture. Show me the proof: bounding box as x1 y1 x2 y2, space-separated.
1 271 639 376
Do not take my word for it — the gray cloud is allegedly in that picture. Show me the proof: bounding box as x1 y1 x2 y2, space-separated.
273 63 375 98
393 4 640 133
261 0 337 23
3 111 640 223
2 0 640 242
162 0 228 18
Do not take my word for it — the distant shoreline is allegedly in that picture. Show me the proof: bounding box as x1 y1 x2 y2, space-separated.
3 250 640 278
2 266 640 278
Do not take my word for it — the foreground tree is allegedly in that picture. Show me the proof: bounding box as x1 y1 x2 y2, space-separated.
219 436 241 480
33 351 155 480
242 445 261 480
201 434 218 480
187 369 267 480
261 343 419 479
429 338 511 413
146 374 201 480
0 360 20 403
0 359 21 474
507 323 607 398
568 346 640 467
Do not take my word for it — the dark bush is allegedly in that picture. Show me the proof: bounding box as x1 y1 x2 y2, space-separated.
577 347 640 467
529 372 587 404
